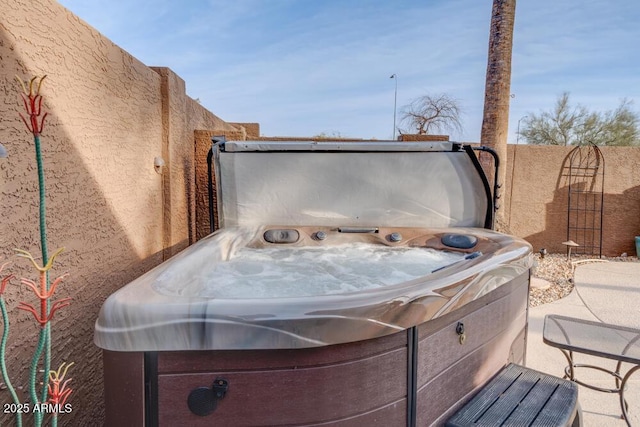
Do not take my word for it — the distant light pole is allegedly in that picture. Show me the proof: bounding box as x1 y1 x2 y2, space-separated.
390 74 397 140
516 115 528 144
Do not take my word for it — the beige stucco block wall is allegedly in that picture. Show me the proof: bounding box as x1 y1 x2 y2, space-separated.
503 145 572 253
1 1 241 424
600 148 640 255
503 145 640 256
152 68 241 253
231 122 261 138
1 1 166 424
187 100 241 241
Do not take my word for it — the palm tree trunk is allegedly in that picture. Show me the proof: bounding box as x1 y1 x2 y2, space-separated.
480 0 516 229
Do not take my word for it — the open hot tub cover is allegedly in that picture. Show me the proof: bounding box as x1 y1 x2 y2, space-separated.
214 141 492 229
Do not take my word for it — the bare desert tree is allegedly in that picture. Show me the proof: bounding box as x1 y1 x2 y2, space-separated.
399 93 463 135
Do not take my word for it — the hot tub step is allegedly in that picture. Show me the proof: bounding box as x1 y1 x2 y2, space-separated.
445 363 580 427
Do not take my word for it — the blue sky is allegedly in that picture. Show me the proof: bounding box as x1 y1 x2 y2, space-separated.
57 0 640 142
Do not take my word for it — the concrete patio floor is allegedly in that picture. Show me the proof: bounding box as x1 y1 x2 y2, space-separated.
526 261 640 426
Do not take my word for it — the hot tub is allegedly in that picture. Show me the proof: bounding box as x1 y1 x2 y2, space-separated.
95 140 532 426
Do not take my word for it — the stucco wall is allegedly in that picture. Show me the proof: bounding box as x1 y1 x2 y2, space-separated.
230 122 261 138
0 1 239 425
503 145 640 257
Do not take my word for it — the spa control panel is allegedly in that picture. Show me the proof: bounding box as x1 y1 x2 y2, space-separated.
260 227 480 252
261 227 409 245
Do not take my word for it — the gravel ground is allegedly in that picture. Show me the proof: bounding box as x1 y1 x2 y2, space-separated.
530 252 640 307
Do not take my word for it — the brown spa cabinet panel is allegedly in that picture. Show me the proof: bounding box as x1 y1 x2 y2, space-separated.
101 272 529 426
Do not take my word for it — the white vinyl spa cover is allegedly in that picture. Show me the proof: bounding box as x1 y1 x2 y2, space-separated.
214 141 491 229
